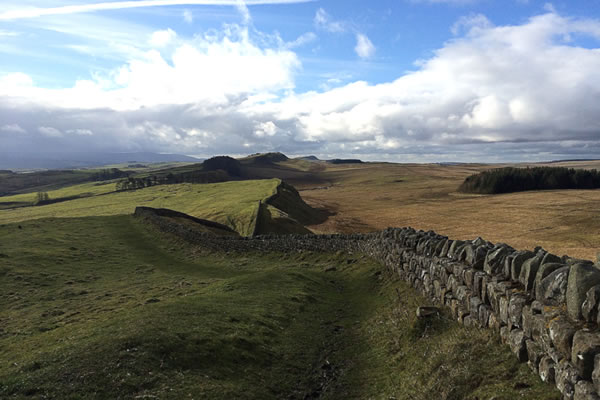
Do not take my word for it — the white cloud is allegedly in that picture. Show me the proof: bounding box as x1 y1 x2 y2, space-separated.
183 9 193 23
314 8 345 33
0 72 33 92
0 124 26 134
451 14 492 35
254 121 278 137
0 25 300 110
354 33 375 59
0 0 315 21
2 11 600 162
286 32 317 49
38 126 63 137
67 128 93 136
149 28 177 47
236 0 251 25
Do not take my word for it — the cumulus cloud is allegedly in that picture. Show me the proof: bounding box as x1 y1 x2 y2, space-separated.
0 25 299 111
1 11 600 162
354 33 375 59
38 126 63 138
149 28 177 47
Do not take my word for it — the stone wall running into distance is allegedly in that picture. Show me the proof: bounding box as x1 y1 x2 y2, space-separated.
135 206 600 400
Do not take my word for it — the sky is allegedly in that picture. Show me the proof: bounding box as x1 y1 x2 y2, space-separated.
1 0 600 163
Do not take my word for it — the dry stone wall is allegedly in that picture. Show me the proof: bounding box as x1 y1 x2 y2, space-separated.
135 207 600 399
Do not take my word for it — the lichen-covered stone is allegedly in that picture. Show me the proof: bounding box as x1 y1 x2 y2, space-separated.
478 304 491 327
539 355 556 383
574 380 600 400
542 252 563 266
593 354 600 395
448 240 465 259
440 239 452 258
508 293 528 329
567 263 600 320
582 285 600 324
473 271 486 301
522 305 533 338
520 253 543 291
463 268 475 289
535 262 567 299
509 329 528 362
556 359 580 399
511 250 536 282
500 325 510 344
455 285 471 309
503 254 515 280
549 316 577 361
469 296 482 320
488 311 502 331
526 339 544 372
539 266 570 306
499 296 510 325
572 330 600 380
484 245 510 275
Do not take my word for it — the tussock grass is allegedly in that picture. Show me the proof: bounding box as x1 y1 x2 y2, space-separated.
297 161 600 260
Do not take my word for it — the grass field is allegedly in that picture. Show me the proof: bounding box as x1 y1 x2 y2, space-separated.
295 161 600 260
0 181 116 204
0 216 560 399
0 179 281 236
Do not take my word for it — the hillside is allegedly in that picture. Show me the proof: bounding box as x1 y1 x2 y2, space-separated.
0 179 322 237
0 215 560 399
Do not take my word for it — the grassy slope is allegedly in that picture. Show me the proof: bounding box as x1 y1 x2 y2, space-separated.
0 181 116 204
0 180 281 236
296 161 600 260
0 170 99 196
0 216 559 399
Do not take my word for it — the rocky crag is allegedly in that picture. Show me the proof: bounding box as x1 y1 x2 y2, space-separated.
135 206 600 400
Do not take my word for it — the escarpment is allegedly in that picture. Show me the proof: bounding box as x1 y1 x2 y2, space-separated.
136 206 600 399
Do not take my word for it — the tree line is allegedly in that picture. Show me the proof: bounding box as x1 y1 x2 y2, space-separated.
90 168 130 181
458 166 600 194
115 170 230 191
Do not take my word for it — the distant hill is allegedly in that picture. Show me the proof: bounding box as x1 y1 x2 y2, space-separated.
0 152 200 170
327 158 363 164
297 155 320 161
240 152 289 165
0 168 130 197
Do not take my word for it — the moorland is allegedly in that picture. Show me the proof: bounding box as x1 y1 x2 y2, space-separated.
3 152 598 398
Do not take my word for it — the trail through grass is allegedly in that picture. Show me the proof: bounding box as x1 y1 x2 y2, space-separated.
0 216 560 399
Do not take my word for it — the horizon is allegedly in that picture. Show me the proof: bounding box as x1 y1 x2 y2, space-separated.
1 0 600 164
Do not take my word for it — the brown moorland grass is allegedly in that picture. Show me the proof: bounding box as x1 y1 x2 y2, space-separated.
295 161 600 261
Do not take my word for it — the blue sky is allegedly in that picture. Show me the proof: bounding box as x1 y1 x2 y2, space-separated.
1 0 600 162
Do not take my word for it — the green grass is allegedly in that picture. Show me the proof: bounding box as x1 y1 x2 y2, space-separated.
0 216 560 399
0 179 281 236
0 181 116 204
0 170 99 196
